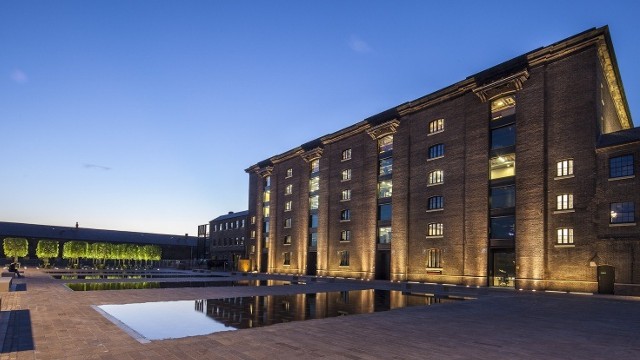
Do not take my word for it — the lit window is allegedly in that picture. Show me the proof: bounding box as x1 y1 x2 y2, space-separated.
556 194 574 210
285 184 293 195
491 124 515 149
490 185 515 209
609 155 634 178
379 157 393 176
250 245 255 254
286 168 293 178
309 195 319 210
251 216 256 224
284 218 292 228
339 251 350 266
557 228 574 244
264 176 271 188
427 223 443 237
491 95 516 120
308 232 318 247
263 205 270 218
378 180 392 198
426 248 441 268
342 148 352 161
340 230 351 242
610 202 635 224
341 169 352 181
341 189 351 201
490 216 514 240
378 135 393 153
428 119 444 134
250 230 255 239
378 203 391 221
428 144 445 159
309 177 319 192
378 226 391 244
557 159 574 177
310 159 320 174
284 201 292 212
489 154 516 179
428 170 444 185
283 252 291 266
340 209 351 221
283 235 291 244
427 196 443 211
241 219 245 228
263 190 270 202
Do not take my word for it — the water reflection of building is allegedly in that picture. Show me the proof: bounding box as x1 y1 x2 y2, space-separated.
244 27 640 295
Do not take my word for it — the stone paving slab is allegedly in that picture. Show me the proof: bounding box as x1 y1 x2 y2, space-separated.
1 269 639 359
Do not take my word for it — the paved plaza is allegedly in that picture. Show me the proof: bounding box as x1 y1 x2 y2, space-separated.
0 269 639 359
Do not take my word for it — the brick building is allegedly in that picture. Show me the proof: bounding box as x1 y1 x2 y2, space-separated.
209 211 249 268
245 26 639 294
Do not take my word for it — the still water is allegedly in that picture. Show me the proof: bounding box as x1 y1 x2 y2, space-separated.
97 290 456 341
68 279 292 291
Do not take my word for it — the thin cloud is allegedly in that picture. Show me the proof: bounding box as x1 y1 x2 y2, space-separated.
83 163 112 171
348 35 372 53
10 69 28 84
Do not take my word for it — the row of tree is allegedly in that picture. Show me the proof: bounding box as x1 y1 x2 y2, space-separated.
3 237 162 268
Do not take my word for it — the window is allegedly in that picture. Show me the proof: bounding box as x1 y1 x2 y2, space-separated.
309 177 319 192
213 225 217 232
428 119 444 134
490 216 515 240
379 135 393 153
341 169 352 181
609 155 634 178
340 209 351 221
556 194 574 210
491 124 516 149
251 216 256 224
557 228 574 244
285 184 293 195
250 230 256 239
284 201 292 212
428 144 445 159
341 189 351 201
427 223 443 237
263 205 270 218
264 176 271 188
610 202 635 224
339 251 350 266
378 226 391 244
263 190 270 202
283 252 291 266
490 185 515 209
491 95 516 120
490 154 516 179
250 245 255 254
286 168 293 178
342 148 352 161
378 180 392 198
379 157 393 176
557 159 574 177
235 220 239 228
241 219 245 227
340 230 351 242
378 203 392 221
310 159 320 174
283 235 292 245
284 218 292 228
426 248 441 268
262 220 270 233
309 195 319 210
427 196 444 211
308 232 318 247
428 170 444 185
309 214 318 228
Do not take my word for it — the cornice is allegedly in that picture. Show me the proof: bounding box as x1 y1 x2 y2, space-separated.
366 119 400 140
257 166 273 177
596 38 632 129
472 70 529 103
301 147 323 163
397 81 475 116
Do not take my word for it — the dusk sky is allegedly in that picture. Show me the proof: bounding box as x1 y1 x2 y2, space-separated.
1 1 639 235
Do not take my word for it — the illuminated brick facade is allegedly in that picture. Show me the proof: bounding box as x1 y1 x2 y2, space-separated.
245 27 639 294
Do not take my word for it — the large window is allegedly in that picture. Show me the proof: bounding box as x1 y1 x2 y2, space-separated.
426 248 441 268
427 196 444 211
427 223 443 237
378 180 392 198
610 202 635 224
491 124 516 149
340 230 351 242
609 155 634 178
490 185 515 209
339 251 350 266
264 176 271 188
263 190 270 202
309 214 318 228
378 203 392 221
557 159 574 177
283 252 291 266
379 157 393 176
308 232 317 247
557 228 574 244
263 205 270 218
490 216 515 240
428 170 444 185
428 119 444 134
341 169 352 181
556 194 574 210
490 154 516 179
309 177 319 192
428 144 445 159
341 189 351 201
491 95 516 120
379 135 393 153
340 209 351 221
378 226 391 244
309 195 319 210
310 159 320 174
283 235 292 245
342 149 352 161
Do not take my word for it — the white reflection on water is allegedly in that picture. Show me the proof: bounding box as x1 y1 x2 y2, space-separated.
98 300 235 341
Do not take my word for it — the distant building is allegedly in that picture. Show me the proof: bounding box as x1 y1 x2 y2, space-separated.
244 26 639 295
209 211 249 268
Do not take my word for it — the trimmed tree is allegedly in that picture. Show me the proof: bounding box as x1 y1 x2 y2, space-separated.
63 241 88 268
36 240 59 268
3 237 29 262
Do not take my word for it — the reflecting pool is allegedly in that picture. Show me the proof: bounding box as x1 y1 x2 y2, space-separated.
68 279 292 291
96 290 457 341
53 274 225 280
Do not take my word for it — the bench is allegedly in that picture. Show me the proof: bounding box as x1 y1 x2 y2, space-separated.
1 271 22 278
0 277 12 292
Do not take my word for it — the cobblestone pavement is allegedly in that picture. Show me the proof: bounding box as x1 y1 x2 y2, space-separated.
1 269 639 359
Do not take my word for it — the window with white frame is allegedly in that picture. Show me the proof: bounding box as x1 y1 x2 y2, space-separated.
556 194 574 210
284 201 292 212
428 119 444 134
342 148 352 161
285 184 293 195
341 169 352 181
340 209 351 221
286 168 293 178
556 228 574 244
427 223 443 237
557 159 574 177
341 189 351 201
284 218 292 228
428 170 444 185
339 251 350 266
340 230 350 242
426 248 442 268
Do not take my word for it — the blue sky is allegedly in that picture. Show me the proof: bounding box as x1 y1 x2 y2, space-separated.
1 1 639 235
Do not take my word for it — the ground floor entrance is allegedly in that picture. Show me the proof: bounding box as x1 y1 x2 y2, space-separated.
307 251 317 275
375 250 390 280
489 249 515 287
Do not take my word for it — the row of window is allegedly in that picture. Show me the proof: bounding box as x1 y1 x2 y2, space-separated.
212 237 245 247
283 249 443 268
212 219 245 232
